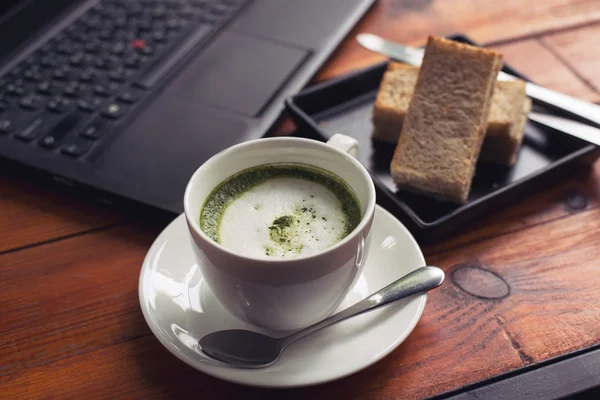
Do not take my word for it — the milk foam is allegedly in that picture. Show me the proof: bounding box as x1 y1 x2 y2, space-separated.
219 177 349 259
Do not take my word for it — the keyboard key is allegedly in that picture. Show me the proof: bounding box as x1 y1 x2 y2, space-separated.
166 18 182 30
0 119 12 133
61 138 92 157
56 41 79 55
77 97 104 112
82 16 103 31
9 66 24 78
0 100 8 112
132 39 146 50
6 84 25 97
93 84 110 97
47 97 72 113
108 67 134 83
102 102 129 119
179 5 199 18
19 95 45 110
94 57 108 69
40 56 59 68
15 120 43 141
80 117 112 139
63 82 77 97
37 81 59 95
211 4 231 16
103 56 121 70
79 68 99 83
152 30 167 43
15 115 52 141
81 53 96 66
39 111 85 148
98 29 113 41
124 55 142 69
111 42 127 55
23 54 39 66
39 135 58 148
53 68 69 81
69 53 85 66
23 69 43 81
84 40 102 53
114 18 127 29
38 42 55 55
0 108 39 134
138 46 155 56
117 88 143 104
136 19 153 32
64 82 89 98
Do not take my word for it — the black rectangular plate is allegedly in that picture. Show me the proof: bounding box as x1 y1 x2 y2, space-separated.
285 34 600 242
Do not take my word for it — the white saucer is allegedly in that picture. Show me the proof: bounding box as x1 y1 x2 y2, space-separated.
138 205 427 388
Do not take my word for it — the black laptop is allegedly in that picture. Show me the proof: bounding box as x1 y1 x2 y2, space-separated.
0 0 374 214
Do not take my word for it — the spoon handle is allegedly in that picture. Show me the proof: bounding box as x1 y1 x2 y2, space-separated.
281 266 444 347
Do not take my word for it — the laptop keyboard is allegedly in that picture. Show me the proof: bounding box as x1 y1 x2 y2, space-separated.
0 0 247 158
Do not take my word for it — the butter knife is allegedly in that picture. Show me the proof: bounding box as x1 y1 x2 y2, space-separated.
357 33 600 129
528 111 600 147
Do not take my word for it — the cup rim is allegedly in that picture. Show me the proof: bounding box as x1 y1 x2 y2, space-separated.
183 136 377 264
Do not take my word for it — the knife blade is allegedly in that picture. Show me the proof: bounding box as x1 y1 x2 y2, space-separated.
357 33 600 129
528 111 600 147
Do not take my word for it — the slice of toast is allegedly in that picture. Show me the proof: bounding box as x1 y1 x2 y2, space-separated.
373 63 530 166
479 81 530 165
390 36 503 204
371 63 419 142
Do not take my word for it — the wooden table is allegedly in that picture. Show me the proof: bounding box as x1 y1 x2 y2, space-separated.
3 1 600 398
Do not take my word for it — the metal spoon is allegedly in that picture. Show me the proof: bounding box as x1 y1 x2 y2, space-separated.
199 265 445 368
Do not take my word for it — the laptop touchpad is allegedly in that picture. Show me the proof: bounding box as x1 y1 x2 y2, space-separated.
167 32 309 117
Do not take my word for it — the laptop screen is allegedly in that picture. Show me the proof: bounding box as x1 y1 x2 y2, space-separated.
0 0 77 64
0 0 31 22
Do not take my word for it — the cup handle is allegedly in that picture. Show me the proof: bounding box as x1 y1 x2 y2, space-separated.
326 133 359 158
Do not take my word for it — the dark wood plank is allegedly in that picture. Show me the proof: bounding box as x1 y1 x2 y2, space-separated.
542 23 600 96
0 173 125 253
436 345 600 400
491 39 600 102
0 224 161 380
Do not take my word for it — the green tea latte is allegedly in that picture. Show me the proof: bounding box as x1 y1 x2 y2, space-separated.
199 163 361 259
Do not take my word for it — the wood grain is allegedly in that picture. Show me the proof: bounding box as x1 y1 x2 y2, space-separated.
3 0 600 399
542 22 600 96
316 0 600 82
0 173 125 253
427 208 600 365
491 39 600 102
3 205 600 399
0 224 161 380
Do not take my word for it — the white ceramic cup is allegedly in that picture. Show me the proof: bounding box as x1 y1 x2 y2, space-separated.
183 134 376 331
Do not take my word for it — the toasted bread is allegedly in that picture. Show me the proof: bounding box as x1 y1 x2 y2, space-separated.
373 63 530 166
479 81 530 165
390 36 503 204
371 63 419 142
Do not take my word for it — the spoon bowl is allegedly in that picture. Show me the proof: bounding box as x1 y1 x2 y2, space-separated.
200 330 284 368
199 266 444 367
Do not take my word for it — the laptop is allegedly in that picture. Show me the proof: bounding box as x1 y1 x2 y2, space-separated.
0 0 374 214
